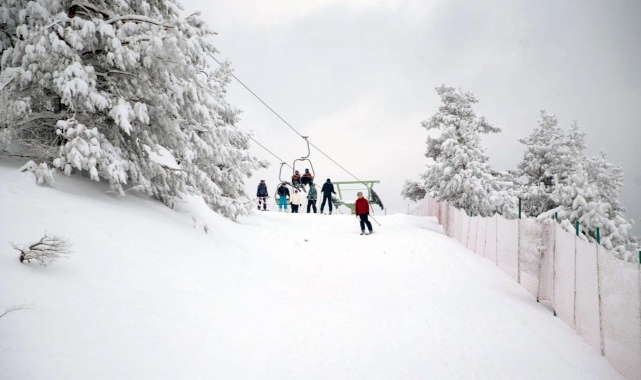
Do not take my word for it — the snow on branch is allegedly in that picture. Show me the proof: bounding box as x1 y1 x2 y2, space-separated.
11 233 72 266
68 1 173 28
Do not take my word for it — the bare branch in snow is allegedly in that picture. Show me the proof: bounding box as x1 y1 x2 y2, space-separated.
11 234 72 266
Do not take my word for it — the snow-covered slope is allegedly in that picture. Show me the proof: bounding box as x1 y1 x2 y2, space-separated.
0 160 624 379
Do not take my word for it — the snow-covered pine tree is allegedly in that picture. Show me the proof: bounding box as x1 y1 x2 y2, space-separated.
542 164 635 260
585 150 626 219
0 0 265 219
400 179 427 202
517 110 573 217
421 85 510 216
566 120 587 158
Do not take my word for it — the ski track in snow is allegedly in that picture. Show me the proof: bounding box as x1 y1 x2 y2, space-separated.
0 161 625 379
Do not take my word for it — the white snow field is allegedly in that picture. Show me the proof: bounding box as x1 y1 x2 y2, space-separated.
0 160 625 380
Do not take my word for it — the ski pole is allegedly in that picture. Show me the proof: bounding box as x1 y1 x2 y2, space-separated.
369 215 381 226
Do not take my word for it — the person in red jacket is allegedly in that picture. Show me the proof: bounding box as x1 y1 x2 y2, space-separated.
355 191 373 235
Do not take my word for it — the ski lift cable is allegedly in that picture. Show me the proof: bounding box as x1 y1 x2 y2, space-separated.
248 136 293 170
210 54 369 187
210 55 303 139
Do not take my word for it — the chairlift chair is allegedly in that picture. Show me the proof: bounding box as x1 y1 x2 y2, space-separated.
292 136 316 188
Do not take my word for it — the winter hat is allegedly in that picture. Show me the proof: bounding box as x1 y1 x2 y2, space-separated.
326 178 331 182
305 168 309 172
357 191 363 196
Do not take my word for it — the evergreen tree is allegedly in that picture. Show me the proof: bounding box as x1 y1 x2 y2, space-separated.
566 120 587 158
517 110 572 216
585 150 625 219
0 0 264 219
421 85 509 216
400 179 427 202
542 164 635 260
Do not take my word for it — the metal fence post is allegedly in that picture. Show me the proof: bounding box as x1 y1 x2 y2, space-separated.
518 218 522 284
573 222 578 328
596 227 600 244
551 222 557 317
596 244 605 355
518 197 522 219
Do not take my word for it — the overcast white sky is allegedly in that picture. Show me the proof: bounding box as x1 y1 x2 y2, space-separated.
180 0 640 231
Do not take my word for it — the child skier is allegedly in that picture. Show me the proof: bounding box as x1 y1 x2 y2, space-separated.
291 189 303 213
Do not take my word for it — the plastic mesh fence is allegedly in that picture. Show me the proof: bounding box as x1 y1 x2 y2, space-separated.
440 202 449 228
475 218 488 256
467 217 479 252
423 197 641 379
537 221 555 302
447 205 458 238
553 224 576 329
484 216 498 264
496 218 519 280
431 198 440 221
599 245 641 380
519 220 543 297
460 212 470 246
575 237 602 351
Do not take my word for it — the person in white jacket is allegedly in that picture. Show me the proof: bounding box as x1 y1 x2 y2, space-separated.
290 189 303 213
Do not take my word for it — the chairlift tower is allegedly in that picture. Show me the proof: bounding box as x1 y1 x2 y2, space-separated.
331 180 384 214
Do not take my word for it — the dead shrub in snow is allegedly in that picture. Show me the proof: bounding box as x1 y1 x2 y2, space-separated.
11 234 72 266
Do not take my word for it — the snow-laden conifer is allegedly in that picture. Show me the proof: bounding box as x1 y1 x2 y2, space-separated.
541 163 636 261
517 110 572 216
400 179 427 202
0 0 265 219
420 85 511 216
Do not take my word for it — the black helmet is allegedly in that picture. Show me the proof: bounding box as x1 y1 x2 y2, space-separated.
326 178 330 182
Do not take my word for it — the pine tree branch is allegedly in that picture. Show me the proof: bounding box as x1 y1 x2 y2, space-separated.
0 28 16 40
0 305 29 319
14 111 65 127
68 1 173 28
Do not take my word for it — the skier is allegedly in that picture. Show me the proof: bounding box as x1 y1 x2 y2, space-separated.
355 191 373 235
291 170 301 188
306 181 318 213
290 189 303 213
277 182 290 212
301 168 314 186
256 179 268 211
320 178 336 215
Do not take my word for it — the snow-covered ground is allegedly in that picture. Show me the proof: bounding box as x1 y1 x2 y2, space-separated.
0 160 624 379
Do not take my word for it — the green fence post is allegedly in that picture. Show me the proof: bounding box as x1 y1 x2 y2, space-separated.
518 198 522 219
639 251 640 264
554 212 558 221
596 227 600 244
575 221 579 236
469 211 473 217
